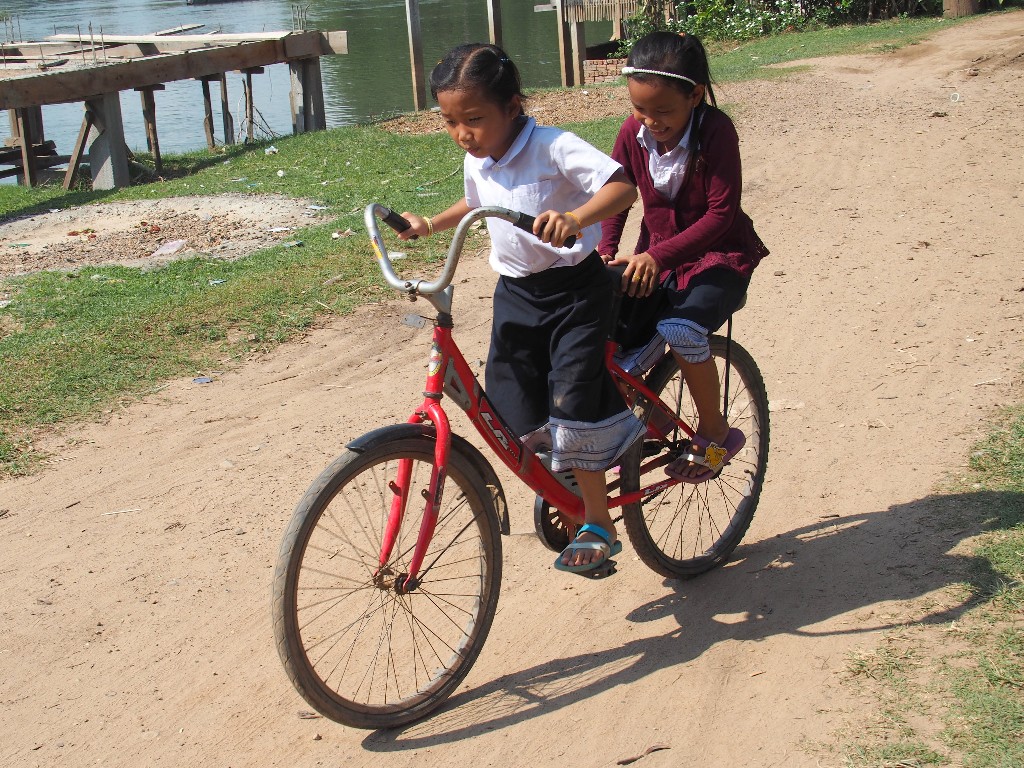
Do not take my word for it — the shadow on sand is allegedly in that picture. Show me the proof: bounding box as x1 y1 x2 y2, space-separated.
362 489 1022 749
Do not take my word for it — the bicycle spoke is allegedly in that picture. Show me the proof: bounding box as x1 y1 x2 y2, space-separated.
273 436 501 727
620 338 768 577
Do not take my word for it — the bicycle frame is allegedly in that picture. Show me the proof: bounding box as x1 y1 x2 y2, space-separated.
365 204 697 583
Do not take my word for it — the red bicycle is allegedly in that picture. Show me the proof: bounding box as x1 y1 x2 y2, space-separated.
272 203 769 729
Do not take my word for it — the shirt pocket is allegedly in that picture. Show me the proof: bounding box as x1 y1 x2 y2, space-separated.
510 180 556 217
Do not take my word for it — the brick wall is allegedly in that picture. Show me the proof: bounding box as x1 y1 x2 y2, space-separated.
583 57 627 85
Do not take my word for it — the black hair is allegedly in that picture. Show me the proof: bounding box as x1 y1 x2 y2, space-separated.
429 43 525 114
626 31 717 108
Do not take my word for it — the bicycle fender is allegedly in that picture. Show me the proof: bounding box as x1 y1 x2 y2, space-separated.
346 424 510 536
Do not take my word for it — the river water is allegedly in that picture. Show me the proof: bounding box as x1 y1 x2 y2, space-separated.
0 0 610 159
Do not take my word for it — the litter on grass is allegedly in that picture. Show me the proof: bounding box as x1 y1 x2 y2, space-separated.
150 240 187 258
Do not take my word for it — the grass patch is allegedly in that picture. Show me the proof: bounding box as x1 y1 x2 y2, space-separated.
840 404 1024 767
709 16 962 81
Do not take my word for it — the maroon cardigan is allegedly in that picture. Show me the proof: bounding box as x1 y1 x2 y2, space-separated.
599 106 768 290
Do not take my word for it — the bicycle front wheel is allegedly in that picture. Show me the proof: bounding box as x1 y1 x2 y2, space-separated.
272 433 502 729
620 336 769 578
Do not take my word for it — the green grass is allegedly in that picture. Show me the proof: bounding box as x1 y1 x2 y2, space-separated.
840 404 1024 767
709 16 964 82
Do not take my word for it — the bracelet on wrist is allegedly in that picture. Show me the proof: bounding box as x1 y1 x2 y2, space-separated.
564 211 584 231
423 216 434 237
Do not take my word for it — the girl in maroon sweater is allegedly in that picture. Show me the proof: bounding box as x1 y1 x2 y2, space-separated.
600 31 768 483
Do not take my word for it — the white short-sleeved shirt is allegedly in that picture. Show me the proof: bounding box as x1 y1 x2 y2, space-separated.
464 117 622 277
636 112 694 200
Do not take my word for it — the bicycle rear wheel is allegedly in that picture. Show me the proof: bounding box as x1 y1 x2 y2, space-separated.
272 433 502 729
620 335 769 578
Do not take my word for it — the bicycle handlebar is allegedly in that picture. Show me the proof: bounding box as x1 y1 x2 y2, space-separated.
365 203 577 300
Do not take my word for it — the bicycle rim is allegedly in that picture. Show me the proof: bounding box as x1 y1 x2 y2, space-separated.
621 336 769 578
272 436 502 729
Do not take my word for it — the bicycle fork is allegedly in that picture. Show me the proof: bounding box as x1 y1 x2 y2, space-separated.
375 332 454 594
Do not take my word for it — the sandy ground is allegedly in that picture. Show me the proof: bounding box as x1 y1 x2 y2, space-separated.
0 194 323 279
2 11 1024 767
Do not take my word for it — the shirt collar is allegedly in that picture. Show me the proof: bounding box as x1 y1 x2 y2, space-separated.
635 113 694 157
481 116 536 170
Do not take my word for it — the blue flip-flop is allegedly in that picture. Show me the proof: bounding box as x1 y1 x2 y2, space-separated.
553 523 622 575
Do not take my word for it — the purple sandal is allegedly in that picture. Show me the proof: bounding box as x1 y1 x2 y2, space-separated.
665 428 746 484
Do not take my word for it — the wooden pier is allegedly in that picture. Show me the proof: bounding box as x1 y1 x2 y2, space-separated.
0 28 347 190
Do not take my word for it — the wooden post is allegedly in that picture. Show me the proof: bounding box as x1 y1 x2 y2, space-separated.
569 20 586 87
8 107 44 144
199 76 216 149
14 108 38 187
64 107 96 190
241 67 264 142
943 0 979 17
554 2 585 87
486 0 503 49
219 72 235 145
136 84 164 174
405 0 427 111
288 58 327 133
612 2 624 40
84 93 130 190
7 107 45 186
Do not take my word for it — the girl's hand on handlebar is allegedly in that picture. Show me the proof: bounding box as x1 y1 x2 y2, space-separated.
533 210 580 249
610 251 659 298
397 212 430 241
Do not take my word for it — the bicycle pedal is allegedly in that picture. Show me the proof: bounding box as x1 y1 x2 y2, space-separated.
579 559 617 580
641 440 663 458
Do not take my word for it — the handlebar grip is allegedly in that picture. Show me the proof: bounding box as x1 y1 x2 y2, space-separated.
379 205 418 240
513 212 577 249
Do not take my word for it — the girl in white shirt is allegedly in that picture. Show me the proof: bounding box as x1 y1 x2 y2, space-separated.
398 43 642 576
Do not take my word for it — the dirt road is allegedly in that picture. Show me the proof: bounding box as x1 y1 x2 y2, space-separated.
2 12 1023 767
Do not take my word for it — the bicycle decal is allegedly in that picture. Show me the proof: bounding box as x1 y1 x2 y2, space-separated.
478 397 521 464
428 342 443 377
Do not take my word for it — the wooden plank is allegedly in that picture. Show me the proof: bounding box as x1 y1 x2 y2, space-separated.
0 40 285 109
152 24 206 36
0 155 67 180
64 109 94 190
320 31 348 55
46 32 292 44
1 32 347 110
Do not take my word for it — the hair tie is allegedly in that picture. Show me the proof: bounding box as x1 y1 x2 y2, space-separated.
621 66 698 87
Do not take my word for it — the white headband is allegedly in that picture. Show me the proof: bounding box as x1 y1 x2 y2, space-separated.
621 66 698 87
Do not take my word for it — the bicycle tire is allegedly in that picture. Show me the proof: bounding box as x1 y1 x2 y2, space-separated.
272 433 502 729
620 335 769 578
